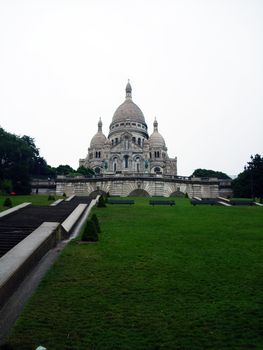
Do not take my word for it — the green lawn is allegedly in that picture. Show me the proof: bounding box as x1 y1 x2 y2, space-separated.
6 198 263 350
0 195 61 212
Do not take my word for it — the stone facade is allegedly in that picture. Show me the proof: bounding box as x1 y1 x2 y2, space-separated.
56 176 221 198
79 82 177 176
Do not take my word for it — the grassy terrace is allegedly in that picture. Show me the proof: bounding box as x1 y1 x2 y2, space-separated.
6 198 263 350
0 195 61 212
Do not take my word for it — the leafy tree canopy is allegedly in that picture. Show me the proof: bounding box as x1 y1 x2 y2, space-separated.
0 127 54 194
76 166 95 176
55 164 75 175
191 168 231 179
232 154 263 199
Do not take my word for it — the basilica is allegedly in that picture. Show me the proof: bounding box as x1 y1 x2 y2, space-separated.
79 82 177 176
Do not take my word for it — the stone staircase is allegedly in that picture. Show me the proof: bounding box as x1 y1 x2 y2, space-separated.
0 196 91 258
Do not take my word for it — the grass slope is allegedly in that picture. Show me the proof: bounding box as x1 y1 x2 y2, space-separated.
0 195 61 212
7 198 263 350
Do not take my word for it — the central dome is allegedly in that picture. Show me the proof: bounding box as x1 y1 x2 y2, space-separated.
111 82 146 124
112 99 145 124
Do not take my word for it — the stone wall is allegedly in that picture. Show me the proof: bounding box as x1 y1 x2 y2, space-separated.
56 176 228 198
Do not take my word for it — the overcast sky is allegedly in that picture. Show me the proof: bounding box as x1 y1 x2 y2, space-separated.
0 0 262 176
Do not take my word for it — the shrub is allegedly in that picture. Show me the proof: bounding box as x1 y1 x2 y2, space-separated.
97 195 106 208
185 192 189 198
81 220 98 242
63 192 67 198
3 197 12 208
91 213 101 233
0 179 13 194
48 195 55 201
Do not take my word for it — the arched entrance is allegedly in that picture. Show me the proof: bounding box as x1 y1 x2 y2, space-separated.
170 190 185 197
94 167 101 174
128 189 150 197
89 189 107 199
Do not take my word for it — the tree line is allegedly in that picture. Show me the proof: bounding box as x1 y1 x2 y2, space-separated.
191 158 263 200
0 127 93 195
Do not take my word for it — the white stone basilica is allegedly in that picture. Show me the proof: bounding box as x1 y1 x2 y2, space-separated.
79 82 177 176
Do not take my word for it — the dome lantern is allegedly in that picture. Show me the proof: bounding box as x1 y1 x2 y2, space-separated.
98 117 102 132
126 79 132 99
153 117 158 132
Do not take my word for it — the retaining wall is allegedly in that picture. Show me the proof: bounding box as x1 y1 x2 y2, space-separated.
0 222 60 309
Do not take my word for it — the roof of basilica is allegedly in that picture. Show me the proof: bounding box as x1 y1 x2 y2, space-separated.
112 82 146 125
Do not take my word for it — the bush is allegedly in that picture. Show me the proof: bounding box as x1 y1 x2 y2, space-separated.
185 192 189 198
3 197 12 208
81 220 98 242
48 195 55 201
91 213 101 233
97 195 106 208
0 179 13 194
63 192 67 198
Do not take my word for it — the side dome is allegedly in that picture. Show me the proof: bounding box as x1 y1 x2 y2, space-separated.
111 81 146 124
90 119 107 148
149 119 166 148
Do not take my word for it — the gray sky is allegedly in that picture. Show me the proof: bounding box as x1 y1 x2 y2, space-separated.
0 0 262 176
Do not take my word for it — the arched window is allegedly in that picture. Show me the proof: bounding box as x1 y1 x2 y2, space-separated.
138 138 141 146
95 167 101 174
124 155 129 168
132 137 136 143
136 157 140 172
112 139 114 145
149 152 152 159
124 136 129 150
154 167 161 173
115 138 118 144
113 157 118 172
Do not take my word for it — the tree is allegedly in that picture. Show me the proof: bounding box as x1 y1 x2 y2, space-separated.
81 220 99 242
0 128 32 194
232 154 263 199
55 164 75 176
76 166 94 176
192 168 230 179
0 127 51 194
